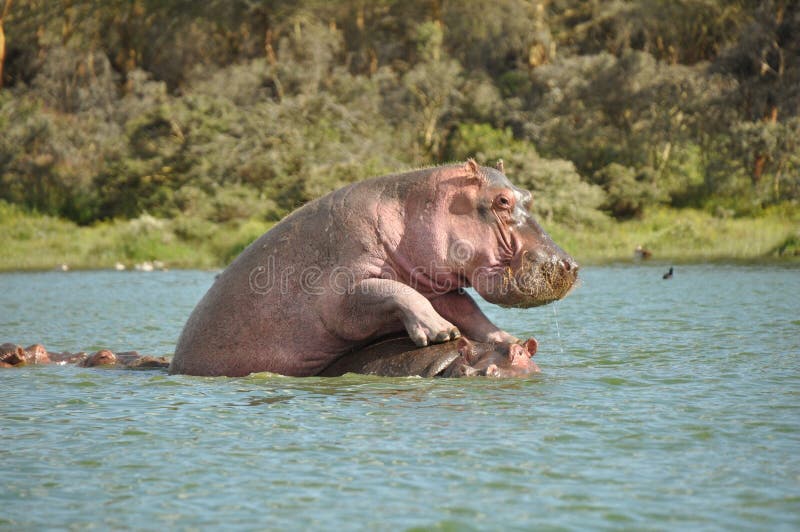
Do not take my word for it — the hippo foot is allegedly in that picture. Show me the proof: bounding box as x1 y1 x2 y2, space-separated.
401 308 461 347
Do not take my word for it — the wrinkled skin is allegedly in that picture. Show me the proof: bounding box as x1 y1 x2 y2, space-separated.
171 160 578 377
319 336 540 378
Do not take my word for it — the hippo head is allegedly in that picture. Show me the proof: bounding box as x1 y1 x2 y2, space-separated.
82 349 118 367
441 337 541 377
435 160 578 307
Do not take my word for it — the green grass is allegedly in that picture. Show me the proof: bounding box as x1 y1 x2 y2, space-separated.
548 207 800 264
1 200 797 272
0 200 273 271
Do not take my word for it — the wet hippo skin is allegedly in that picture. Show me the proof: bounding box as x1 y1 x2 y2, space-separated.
319 336 540 378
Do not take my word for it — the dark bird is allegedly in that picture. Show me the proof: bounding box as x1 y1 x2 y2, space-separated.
662 267 674 280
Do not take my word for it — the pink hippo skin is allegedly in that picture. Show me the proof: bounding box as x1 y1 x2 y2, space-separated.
440 338 541 378
170 160 578 377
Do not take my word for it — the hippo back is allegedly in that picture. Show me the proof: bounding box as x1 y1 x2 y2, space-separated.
318 336 461 378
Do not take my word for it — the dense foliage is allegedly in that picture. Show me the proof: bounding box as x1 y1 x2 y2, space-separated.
1 0 798 229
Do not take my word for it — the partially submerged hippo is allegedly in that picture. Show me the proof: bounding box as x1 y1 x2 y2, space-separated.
0 343 169 369
76 349 170 369
1 343 51 366
319 336 540 378
171 160 578 377
441 337 540 378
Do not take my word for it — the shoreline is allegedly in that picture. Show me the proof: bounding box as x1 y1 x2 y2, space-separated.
2 202 798 272
2 256 798 274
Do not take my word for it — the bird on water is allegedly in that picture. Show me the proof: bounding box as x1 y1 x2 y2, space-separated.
663 267 674 279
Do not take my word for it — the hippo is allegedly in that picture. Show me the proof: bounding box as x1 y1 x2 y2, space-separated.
441 337 540 378
78 349 170 368
48 351 90 365
1 343 26 366
171 160 578 377
1 343 51 366
319 336 540 378
0 343 170 370
1 343 25 367
79 349 118 367
119 352 171 369
24 344 52 365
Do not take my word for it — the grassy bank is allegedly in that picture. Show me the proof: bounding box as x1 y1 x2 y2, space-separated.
1 200 797 272
549 207 800 264
0 200 273 271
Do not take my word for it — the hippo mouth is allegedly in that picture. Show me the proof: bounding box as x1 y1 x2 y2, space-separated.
496 251 579 308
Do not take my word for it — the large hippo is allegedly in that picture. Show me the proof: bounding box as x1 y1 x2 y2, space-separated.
171 160 578 377
319 336 540 378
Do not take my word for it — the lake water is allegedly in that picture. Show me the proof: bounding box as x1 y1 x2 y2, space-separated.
2 264 799 530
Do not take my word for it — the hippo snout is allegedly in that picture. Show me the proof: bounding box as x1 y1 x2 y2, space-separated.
498 249 579 308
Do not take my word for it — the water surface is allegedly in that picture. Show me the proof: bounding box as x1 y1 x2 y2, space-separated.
2 265 799 530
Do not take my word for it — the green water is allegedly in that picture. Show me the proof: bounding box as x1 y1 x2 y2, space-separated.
2 265 799 530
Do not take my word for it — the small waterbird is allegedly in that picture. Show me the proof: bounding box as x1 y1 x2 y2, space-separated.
663 267 674 279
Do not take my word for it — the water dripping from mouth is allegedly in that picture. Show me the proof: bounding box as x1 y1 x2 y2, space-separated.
553 301 565 355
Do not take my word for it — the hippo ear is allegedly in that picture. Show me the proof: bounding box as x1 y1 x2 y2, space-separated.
495 159 505 174
524 338 538 357
463 159 487 187
456 337 475 363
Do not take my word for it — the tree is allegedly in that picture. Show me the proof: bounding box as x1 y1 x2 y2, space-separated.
0 0 12 88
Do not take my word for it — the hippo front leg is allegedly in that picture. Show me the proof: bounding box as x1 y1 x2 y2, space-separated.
339 279 461 346
430 291 520 344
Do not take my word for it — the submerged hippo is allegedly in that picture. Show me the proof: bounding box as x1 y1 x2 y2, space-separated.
1 343 51 366
319 336 540 378
0 343 169 369
1 343 26 367
77 350 170 369
171 160 578 377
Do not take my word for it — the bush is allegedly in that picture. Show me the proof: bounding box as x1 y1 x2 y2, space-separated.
593 163 667 219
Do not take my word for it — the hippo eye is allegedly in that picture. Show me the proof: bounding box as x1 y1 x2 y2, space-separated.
494 193 514 211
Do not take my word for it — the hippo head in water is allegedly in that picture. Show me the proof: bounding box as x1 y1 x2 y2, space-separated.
407 159 578 308
80 349 118 367
441 337 541 378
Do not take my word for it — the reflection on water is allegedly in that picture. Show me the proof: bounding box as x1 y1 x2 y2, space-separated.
1 265 799 529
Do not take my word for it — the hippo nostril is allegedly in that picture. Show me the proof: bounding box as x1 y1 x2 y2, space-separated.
559 259 579 275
